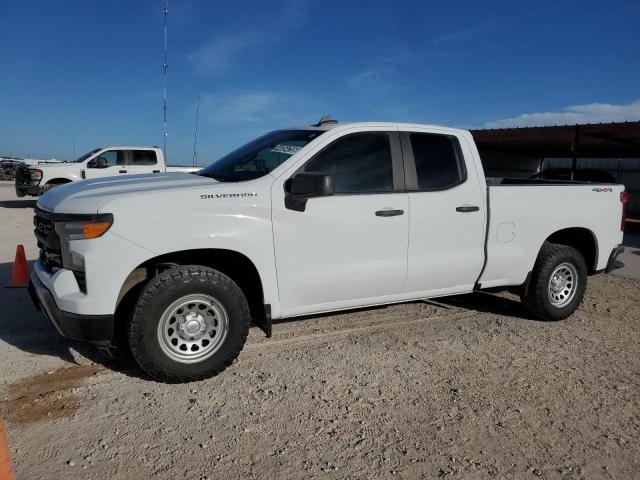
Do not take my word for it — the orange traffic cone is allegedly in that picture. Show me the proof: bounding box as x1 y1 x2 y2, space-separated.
0 420 15 480
5 245 29 288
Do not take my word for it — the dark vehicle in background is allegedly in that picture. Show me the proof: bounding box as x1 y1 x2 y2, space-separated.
530 168 616 183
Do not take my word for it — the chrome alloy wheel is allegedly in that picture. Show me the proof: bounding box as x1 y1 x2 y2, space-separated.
157 294 229 364
548 262 579 308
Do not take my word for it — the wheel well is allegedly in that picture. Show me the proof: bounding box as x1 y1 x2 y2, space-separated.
113 249 265 347
545 228 598 273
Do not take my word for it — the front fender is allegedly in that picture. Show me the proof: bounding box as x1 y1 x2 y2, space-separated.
103 189 280 317
42 173 78 184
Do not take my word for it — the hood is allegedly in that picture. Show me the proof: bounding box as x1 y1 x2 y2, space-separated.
38 172 217 213
30 162 69 168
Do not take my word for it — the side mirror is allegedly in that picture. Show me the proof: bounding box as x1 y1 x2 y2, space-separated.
285 172 333 197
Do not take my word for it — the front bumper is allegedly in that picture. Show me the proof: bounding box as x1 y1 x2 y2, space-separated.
605 245 625 273
29 271 114 346
15 182 43 197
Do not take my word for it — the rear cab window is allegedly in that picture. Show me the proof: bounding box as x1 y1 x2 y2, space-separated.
129 150 158 166
404 133 466 190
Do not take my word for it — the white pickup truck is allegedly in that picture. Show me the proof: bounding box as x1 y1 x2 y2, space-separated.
15 146 198 197
28 119 628 382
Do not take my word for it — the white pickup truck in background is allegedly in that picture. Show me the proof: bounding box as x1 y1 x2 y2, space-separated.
15 146 199 196
28 119 628 382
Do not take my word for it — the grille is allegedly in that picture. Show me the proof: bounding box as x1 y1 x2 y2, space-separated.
33 208 63 270
15 164 31 186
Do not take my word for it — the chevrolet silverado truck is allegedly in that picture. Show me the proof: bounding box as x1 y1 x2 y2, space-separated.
28 119 628 382
15 146 198 196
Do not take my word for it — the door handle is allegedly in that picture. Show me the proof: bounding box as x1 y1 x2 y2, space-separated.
375 209 404 217
153 170 160 173
119 170 127 174
456 205 480 212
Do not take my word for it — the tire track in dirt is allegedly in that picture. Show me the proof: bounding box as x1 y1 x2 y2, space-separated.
0 307 476 425
246 311 477 350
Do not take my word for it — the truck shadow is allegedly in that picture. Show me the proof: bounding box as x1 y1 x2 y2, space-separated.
0 199 37 209
0 261 148 380
438 291 532 319
1 260 537 380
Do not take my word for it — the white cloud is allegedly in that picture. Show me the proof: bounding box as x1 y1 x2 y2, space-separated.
189 0 313 75
189 32 266 74
198 90 317 125
431 21 494 45
348 69 390 90
485 100 640 128
348 49 417 91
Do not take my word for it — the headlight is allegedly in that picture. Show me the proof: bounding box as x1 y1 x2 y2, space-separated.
30 169 43 183
54 214 114 271
55 216 114 240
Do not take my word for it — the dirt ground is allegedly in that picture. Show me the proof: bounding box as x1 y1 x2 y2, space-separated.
1 182 639 479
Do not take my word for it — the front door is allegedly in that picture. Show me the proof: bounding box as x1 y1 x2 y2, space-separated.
84 150 126 179
272 130 409 316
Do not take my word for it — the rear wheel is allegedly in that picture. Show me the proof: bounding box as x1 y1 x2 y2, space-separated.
522 242 587 320
127 265 250 382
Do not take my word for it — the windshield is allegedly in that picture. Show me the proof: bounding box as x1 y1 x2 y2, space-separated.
198 130 325 182
69 148 102 163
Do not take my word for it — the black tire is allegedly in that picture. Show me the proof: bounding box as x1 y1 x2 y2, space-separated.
127 265 250 383
522 242 588 321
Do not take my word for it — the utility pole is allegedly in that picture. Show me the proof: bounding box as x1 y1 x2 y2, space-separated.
192 96 200 167
162 0 169 160
73 138 76 159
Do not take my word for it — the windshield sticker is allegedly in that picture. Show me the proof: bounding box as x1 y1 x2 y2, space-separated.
271 144 302 155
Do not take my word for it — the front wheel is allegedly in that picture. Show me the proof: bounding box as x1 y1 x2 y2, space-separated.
128 265 250 382
42 181 69 193
522 243 588 321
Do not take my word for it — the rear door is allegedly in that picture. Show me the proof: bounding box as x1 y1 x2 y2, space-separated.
272 129 410 316
125 149 160 175
401 129 485 295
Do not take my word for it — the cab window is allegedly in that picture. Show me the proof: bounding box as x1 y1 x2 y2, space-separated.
88 150 124 168
408 133 465 190
129 150 158 166
301 132 393 194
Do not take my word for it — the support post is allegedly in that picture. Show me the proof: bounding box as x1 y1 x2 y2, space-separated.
570 124 579 180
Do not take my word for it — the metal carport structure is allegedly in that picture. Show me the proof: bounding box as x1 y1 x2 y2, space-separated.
471 121 640 219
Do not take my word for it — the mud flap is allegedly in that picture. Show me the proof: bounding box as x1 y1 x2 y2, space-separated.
254 304 272 338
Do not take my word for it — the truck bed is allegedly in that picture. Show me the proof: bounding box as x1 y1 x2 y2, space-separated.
478 181 625 289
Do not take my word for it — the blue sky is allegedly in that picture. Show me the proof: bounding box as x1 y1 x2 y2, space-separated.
1 0 639 163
